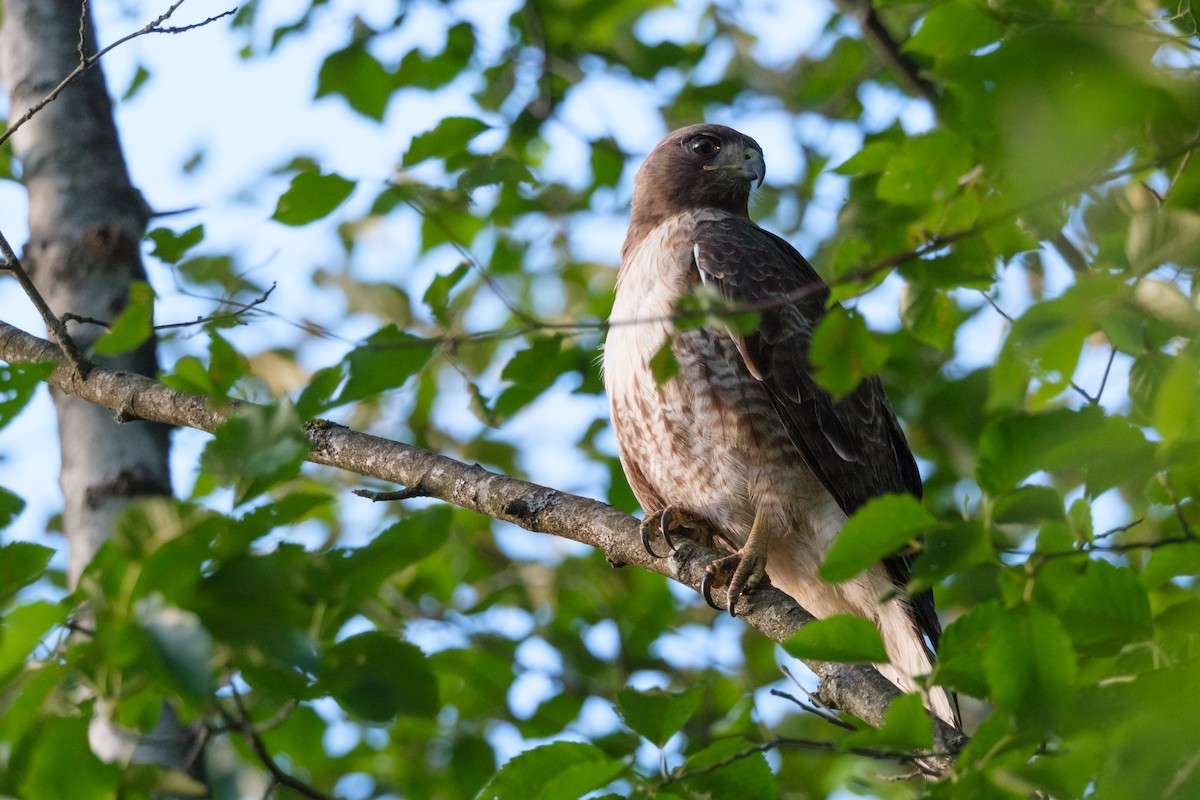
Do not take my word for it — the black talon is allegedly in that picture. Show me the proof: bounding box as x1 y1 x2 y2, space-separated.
641 519 667 558
659 508 679 552
701 568 723 610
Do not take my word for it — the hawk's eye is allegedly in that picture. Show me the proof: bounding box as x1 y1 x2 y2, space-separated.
689 136 721 158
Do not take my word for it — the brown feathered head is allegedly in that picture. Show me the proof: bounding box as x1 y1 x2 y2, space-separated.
628 124 765 235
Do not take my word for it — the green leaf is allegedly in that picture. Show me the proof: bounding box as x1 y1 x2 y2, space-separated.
404 117 491 168
841 692 933 751
139 600 217 699
783 614 890 663
330 507 452 605
423 262 471 325
272 170 355 226
905 2 1002 60
992 485 1064 525
616 685 705 747
977 406 1156 495
477 741 625 800
93 281 155 355
159 355 212 395
649 339 679 385
295 364 347 419
320 631 438 721
0 540 52 605
876 131 975 207
986 277 1131 411
516 691 586 739
493 335 590 420
1062 560 1152 656
678 736 774 800
457 156 536 191
908 520 994 590
177 254 260 295
901 285 968 351
0 601 66 682
316 42 392 120
984 604 1076 734
1126 209 1200 276
395 23 476 91
161 333 246 399
933 600 1002 699
146 225 204 264
834 140 897 175
0 486 26 532
811 307 889 399
192 551 318 674
0 362 53 431
19 715 120 800
590 138 624 187
199 403 310 505
821 494 936 583
1153 344 1200 448
121 63 151 100
336 325 435 405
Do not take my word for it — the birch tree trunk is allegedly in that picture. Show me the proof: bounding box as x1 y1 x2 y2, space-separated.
0 0 205 782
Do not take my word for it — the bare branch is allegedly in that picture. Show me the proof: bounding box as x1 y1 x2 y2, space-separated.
831 0 939 106
773 664 859 731
998 517 1200 567
0 317 966 766
353 485 431 502
663 734 951 785
0 1 236 151
217 683 338 800
62 282 276 333
0 230 92 377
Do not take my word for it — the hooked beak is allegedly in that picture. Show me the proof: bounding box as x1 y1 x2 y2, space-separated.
742 148 765 187
702 145 766 187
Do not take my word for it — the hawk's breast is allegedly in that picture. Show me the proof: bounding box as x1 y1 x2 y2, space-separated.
603 213 843 555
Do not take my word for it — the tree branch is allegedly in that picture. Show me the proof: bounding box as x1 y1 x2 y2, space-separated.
0 317 966 766
0 230 92 377
831 0 939 106
0 0 235 151
217 683 337 800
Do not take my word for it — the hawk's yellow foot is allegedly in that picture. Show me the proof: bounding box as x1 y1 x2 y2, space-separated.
702 508 770 616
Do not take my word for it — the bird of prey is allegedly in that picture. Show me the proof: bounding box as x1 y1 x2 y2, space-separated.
603 123 957 726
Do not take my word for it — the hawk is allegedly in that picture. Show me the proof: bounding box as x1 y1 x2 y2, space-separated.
603 124 957 726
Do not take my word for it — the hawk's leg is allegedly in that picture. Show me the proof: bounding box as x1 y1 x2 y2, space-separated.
701 507 770 616
640 505 715 558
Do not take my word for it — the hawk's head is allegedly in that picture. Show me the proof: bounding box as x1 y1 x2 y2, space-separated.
630 124 765 229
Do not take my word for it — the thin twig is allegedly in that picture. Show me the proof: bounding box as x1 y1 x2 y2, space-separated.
0 229 91 377
76 0 89 64
831 0 940 106
1092 347 1118 405
775 665 858 731
219 683 338 800
997 518 1200 565
353 485 431 502
359 133 1200 353
62 283 276 333
663 735 950 784
1163 149 1193 203
399 194 546 331
1162 475 1197 540
976 291 1095 403
0 1 235 151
